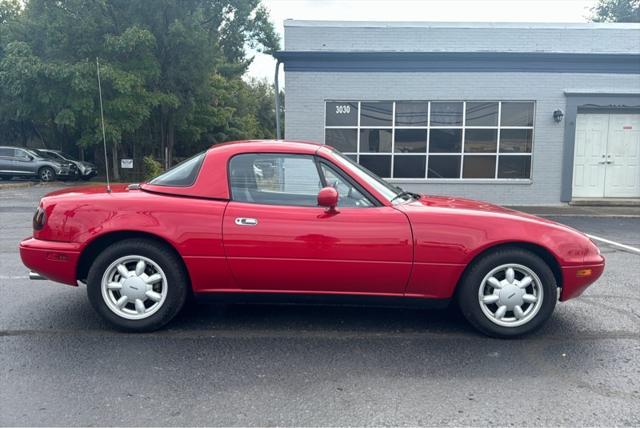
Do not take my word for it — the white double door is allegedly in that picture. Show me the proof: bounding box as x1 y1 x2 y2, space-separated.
573 113 640 198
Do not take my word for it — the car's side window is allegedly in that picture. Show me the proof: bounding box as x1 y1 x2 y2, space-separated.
319 162 374 208
0 148 13 157
229 154 323 207
14 149 30 160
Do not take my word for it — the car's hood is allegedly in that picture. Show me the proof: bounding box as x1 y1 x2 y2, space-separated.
399 194 564 227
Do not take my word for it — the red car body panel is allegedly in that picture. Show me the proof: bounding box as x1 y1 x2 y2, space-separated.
19 140 604 303
222 202 412 295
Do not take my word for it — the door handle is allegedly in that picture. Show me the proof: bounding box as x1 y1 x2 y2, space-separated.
235 217 258 226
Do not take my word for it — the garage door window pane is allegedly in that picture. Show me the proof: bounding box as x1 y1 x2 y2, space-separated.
394 156 426 178
360 155 391 178
428 155 461 178
463 156 496 178
326 129 357 152
395 102 428 126
361 102 393 126
500 129 532 153
465 129 497 153
466 102 498 126
395 129 428 153
429 129 462 153
326 102 358 126
498 155 531 178
501 102 534 126
360 129 392 153
431 102 463 126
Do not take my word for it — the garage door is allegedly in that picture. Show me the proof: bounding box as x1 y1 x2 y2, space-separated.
573 113 640 198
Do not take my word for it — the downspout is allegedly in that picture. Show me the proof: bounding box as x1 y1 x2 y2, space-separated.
274 59 282 140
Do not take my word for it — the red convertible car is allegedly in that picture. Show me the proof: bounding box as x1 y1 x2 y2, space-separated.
20 140 604 337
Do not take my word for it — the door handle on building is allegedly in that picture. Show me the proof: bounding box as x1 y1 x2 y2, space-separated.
235 217 258 226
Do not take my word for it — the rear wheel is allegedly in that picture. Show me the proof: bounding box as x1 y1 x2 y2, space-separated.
38 166 55 182
87 239 189 332
457 247 557 338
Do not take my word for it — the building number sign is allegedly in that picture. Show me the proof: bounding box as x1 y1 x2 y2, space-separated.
335 105 351 114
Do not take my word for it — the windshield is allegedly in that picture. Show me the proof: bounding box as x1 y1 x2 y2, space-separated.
148 152 205 186
325 149 413 204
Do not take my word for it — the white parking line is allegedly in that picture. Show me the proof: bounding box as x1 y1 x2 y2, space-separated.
0 275 28 280
586 234 640 255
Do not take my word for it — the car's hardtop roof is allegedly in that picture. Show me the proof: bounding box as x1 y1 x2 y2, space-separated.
208 139 327 155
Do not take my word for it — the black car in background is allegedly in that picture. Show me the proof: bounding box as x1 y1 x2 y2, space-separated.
36 149 97 181
0 146 77 182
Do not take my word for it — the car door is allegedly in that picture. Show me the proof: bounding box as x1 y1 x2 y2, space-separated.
12 148 36 176
0 148 16 174
222 152 413 295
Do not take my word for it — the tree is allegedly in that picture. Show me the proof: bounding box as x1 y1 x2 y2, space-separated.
0 0 280 178
591 0 640 22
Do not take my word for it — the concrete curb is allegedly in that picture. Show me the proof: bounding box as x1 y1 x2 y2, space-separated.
0 181 37 190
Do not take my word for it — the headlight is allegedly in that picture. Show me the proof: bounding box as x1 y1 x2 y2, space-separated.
33 207 46 230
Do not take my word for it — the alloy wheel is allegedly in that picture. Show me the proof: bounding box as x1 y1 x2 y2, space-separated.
477 263 544 327
100 255 168 320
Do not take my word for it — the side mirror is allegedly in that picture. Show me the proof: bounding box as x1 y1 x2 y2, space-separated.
317 186 339 213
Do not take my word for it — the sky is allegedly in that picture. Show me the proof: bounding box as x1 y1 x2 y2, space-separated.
246 0 598 84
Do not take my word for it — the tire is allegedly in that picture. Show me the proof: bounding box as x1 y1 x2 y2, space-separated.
457 247 557 338
86 238 189 332
38 166 55 182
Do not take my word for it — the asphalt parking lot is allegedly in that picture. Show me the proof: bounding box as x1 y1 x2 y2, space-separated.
1 183 639 426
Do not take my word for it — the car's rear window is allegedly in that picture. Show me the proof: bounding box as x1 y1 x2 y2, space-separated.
148 152 205 187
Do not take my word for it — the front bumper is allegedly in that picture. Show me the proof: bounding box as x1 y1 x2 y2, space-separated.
559 258 605 301
19 238 81 286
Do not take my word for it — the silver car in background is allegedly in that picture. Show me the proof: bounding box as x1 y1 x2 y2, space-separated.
0 146 77 182
36 149 98 181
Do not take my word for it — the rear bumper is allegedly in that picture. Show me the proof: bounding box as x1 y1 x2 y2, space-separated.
19 238 81 286
559 259 605 301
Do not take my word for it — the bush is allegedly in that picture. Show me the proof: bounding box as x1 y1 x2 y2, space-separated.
143 155 163 181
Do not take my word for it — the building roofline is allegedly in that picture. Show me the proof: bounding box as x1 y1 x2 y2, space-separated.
283 19 640 30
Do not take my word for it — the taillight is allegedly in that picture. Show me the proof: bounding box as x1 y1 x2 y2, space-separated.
33 207 46 230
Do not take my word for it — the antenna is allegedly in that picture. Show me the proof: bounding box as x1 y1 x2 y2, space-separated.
96 57 111 193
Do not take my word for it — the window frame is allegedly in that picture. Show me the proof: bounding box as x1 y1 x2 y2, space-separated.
324 100 535 182
227 152 381 208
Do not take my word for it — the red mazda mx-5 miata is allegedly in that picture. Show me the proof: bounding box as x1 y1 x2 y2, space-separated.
20 140 604 337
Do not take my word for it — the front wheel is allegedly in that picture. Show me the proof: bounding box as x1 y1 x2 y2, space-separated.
457 248 557 338
38 166 55 182
87 239 189 332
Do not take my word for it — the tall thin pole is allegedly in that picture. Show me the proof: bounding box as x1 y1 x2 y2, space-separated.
96 57 111 193
274 60 282 140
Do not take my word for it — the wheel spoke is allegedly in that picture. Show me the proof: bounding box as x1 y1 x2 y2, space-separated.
145 273 162 284
505 268 515 284
494 305 507 320
487 277 502 289
134 299 145 314
117 264 130 279
135 260 146 276
107 282 122 290
513 305 525 319
482 294 500 304
518 276 533 289
115 295 128 308
145 290 162 302
523 294 538 303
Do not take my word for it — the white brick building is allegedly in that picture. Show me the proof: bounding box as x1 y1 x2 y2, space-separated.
275 21 640 205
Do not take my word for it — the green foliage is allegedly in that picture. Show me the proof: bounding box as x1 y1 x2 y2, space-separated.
591 0 640 22
0 0 281 177
143 155 163 181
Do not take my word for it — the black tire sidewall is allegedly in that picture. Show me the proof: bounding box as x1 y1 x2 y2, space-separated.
457 248 557 338
87 239 188 332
